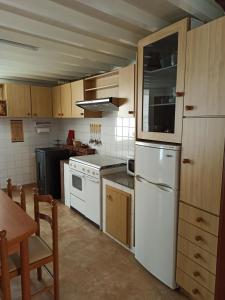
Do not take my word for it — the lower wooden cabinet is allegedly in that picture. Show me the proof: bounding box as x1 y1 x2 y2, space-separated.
4 83 31 117
105 185 131 247
31 86 52 117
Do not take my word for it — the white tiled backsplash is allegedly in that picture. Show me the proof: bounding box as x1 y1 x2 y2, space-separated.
0 114 135 187
52 113 135 158
0 118 52 188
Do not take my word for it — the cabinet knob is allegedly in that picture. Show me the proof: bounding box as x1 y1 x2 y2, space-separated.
193 271 200 277
182 158 191 164
61 113 64 116
195 235 202 242
80 113 84 116
33 113 37 116
192 289 199 295
194 253 201 259
128 111 134 115
185 105 194 111
176 92 184 97
196 217 204 223
107 195 112 201
27 112 31 116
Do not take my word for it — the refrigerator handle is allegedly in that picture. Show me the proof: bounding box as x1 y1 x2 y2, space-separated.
135 175 174 192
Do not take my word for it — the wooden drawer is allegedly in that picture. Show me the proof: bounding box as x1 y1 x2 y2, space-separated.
176 268 214 300
178 219 218 255
177 252 215 293
179 202 219 236
177 236 217 274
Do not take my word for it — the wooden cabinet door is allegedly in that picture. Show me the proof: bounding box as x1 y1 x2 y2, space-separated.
118 64 135 117
106 186 131 246
52 86 61 118
184 17 225 116
5 83 31 117
71 80 84 118
31 86 52 117
180 118 225 215
60 83 72 118
137 18 188 143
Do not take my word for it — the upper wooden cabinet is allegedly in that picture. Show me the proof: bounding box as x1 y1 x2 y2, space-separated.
180 118 225 216
71 79 101 118
106 185 131 247
4 83 31 117
184 17 225 117
60 83 72 118
137 18 188 143
118 64 135 117
52 86 61 118
31 86 52 118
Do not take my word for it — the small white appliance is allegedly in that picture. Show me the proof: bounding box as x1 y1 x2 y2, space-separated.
69 155 126 227
135 141 180 289
127 157 135 176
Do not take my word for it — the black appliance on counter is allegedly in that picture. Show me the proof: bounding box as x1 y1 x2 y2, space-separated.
35 147 70 199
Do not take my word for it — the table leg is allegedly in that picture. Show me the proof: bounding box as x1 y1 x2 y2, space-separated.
20 239 31 300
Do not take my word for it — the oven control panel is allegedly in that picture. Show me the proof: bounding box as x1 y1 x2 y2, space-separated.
69 160 99 178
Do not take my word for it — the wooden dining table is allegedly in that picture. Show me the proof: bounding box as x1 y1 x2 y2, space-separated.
0 189 37 299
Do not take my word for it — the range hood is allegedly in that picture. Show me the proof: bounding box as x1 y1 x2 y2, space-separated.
76 97 119 112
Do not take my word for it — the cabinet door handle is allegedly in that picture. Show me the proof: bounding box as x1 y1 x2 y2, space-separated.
128 110 134 114
176 92 184 97
185 105 194 111
192 289 199 295
27 112 31 116
107 195 112 201
196 217 204 223
80 113 84 116
194 253 201 259
33 113 37 116
193 271 200 277
61 113 64 116
182 158 191 164
195 235 202 242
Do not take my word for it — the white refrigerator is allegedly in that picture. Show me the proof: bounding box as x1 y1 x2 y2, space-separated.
135 141 180 289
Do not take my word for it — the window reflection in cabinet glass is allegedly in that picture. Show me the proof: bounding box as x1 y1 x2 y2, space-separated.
142 33 178 134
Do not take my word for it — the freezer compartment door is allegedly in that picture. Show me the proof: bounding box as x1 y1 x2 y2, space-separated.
135 177 178 289
135 144 180 190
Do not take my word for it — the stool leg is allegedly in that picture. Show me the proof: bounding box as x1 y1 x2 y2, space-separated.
37 267 42 281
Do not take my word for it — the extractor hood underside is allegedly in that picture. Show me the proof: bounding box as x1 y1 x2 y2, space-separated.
75 97 120 112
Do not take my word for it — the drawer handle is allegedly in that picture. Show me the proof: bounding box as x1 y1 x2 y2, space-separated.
195 235 202 242
193 271 200 277
194 253 201 259
176 92 184 97
182 158 191 164
196 217 204 223
185 105 194 111
128 110 134 114
192 288 200 295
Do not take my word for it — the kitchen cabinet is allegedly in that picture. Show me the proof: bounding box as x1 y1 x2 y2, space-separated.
4 83 31 117
52 85 61 118
118 64 135 117
184 17 225 117
31 86 52 117
180 118 225 216
105 185 131 247
71 79 101 118
137 18 188 143
60 83 72 118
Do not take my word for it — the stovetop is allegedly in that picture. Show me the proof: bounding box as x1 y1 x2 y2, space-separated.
69 154 126 169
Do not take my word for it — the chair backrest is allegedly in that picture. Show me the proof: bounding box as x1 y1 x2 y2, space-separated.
6 179 26 211
0 230 11 299
33 189 58 257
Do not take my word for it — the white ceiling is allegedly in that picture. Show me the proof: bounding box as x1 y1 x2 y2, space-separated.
0 0 223 85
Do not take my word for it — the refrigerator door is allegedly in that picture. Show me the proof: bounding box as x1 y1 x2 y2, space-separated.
135 142 180 190
135 176 178 289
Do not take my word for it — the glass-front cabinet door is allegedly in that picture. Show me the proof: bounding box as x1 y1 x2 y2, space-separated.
137 19 188 143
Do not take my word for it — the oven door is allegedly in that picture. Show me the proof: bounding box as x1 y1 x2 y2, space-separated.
70 169 85 199
85 175 100 225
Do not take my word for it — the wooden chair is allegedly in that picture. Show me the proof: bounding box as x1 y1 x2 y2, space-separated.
10 190 59 299
6 179 26 211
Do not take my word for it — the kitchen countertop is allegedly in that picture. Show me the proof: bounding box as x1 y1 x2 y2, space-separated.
103 171 134 190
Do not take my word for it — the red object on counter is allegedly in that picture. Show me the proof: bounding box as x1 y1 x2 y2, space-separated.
67 130 75 145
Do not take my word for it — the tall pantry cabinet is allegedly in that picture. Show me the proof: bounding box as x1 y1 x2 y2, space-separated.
176 17 225 300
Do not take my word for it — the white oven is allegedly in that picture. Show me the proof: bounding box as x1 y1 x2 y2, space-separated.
70 163 100 225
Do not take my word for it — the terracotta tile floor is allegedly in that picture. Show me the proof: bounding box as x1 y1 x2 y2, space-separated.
9 187 188 300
